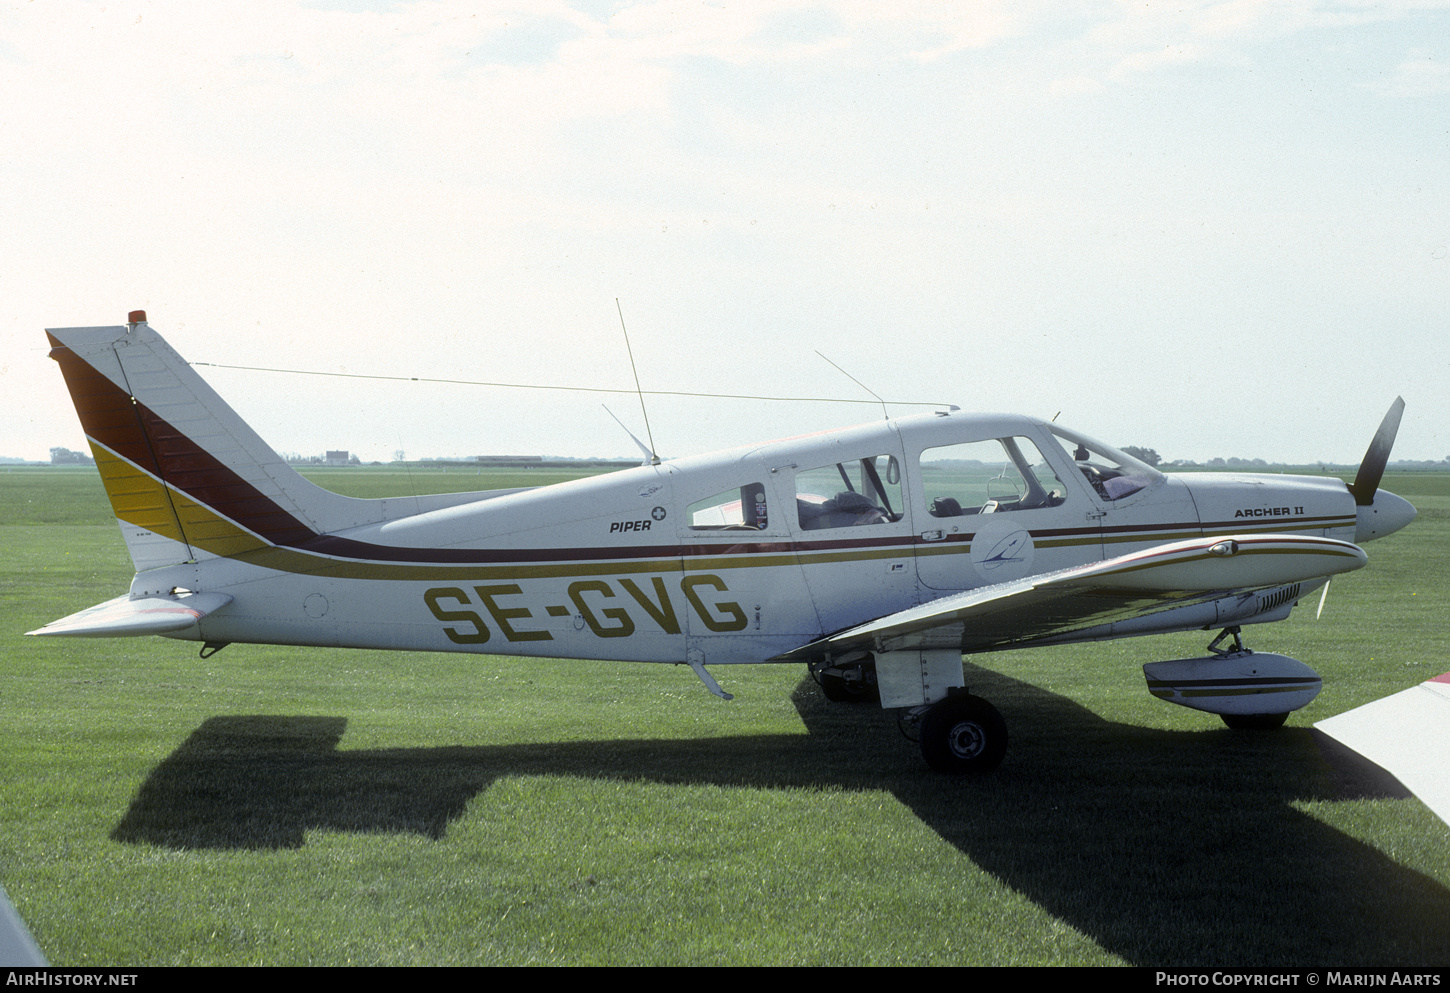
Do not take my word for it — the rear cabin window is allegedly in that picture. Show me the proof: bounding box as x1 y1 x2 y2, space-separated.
688 484 769 530
795 455 903 530
920 437 1067 518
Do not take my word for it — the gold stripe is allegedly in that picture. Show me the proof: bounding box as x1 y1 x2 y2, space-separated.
233 546 688 582
171 490 271 557
85 449 1364 585
90 444 271 557
90 445 187 540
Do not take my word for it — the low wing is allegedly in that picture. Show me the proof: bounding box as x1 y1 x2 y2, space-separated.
27 592 233 638
1316 674 1450 827
772 533 1366 663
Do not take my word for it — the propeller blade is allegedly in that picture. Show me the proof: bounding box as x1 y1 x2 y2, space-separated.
1316 579 1330 620
1348 397 1405 507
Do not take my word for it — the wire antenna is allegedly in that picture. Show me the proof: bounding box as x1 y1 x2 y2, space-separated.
190 362 950 408
816 351 888 420
616 300 660 465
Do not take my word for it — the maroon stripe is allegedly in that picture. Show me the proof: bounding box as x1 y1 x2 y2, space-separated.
134 403 315 543
49 336 162 477
57 336 1337 573
297 533 690 564
780 534 918 553
50 339 316 545
48 343 824 564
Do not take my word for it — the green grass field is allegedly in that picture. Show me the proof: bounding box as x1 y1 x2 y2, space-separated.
3 467 1448 965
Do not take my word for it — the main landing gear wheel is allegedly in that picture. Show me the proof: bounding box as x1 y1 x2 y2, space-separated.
1220 712 1289 730
919 694 1008 774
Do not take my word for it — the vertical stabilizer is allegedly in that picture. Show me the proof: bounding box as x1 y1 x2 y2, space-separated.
46 317 380 571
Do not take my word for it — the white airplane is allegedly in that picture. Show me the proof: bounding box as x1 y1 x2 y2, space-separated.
29 313 1417 773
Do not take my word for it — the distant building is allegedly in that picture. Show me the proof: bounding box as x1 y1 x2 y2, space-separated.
472 455 544 465
324 450 351 466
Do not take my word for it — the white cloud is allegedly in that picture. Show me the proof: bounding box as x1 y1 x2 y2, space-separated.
1 0 1447 463
1375 50 1450 96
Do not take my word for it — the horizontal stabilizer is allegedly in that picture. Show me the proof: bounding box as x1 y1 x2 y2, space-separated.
27 592 232 638
1316 674 1450 827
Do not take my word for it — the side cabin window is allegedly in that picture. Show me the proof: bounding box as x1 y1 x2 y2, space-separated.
688 484 769 530
920 437 1067 518
796 455 903 531
1046 427 1155 503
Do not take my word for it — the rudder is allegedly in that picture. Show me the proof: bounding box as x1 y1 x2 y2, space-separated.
47 315 370 571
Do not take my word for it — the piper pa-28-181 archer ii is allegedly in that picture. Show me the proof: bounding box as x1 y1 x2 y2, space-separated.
30 313 1418 773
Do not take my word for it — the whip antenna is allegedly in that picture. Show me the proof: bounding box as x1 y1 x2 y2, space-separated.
816 351 888 420
617 299 660 465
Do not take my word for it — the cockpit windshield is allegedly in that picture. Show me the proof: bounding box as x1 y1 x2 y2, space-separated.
1047 426 1160 503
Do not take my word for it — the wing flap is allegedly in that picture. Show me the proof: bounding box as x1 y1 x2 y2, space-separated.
773 533 1365 662
27 592 233 638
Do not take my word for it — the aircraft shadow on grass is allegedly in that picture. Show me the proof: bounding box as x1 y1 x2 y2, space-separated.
112 665 1450 965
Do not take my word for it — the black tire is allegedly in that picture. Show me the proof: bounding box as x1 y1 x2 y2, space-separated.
919 695 1007 773
1221 712 1289 730
819 671 879 703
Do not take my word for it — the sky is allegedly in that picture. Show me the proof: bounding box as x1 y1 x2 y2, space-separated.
1 0 1447 465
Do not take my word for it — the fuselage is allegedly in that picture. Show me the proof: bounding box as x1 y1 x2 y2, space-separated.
144 410 1399 666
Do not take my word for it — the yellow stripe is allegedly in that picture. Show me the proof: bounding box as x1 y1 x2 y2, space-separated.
87 451 1364 585
171 490 271 557
90 445 187 540
90 446 271 558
